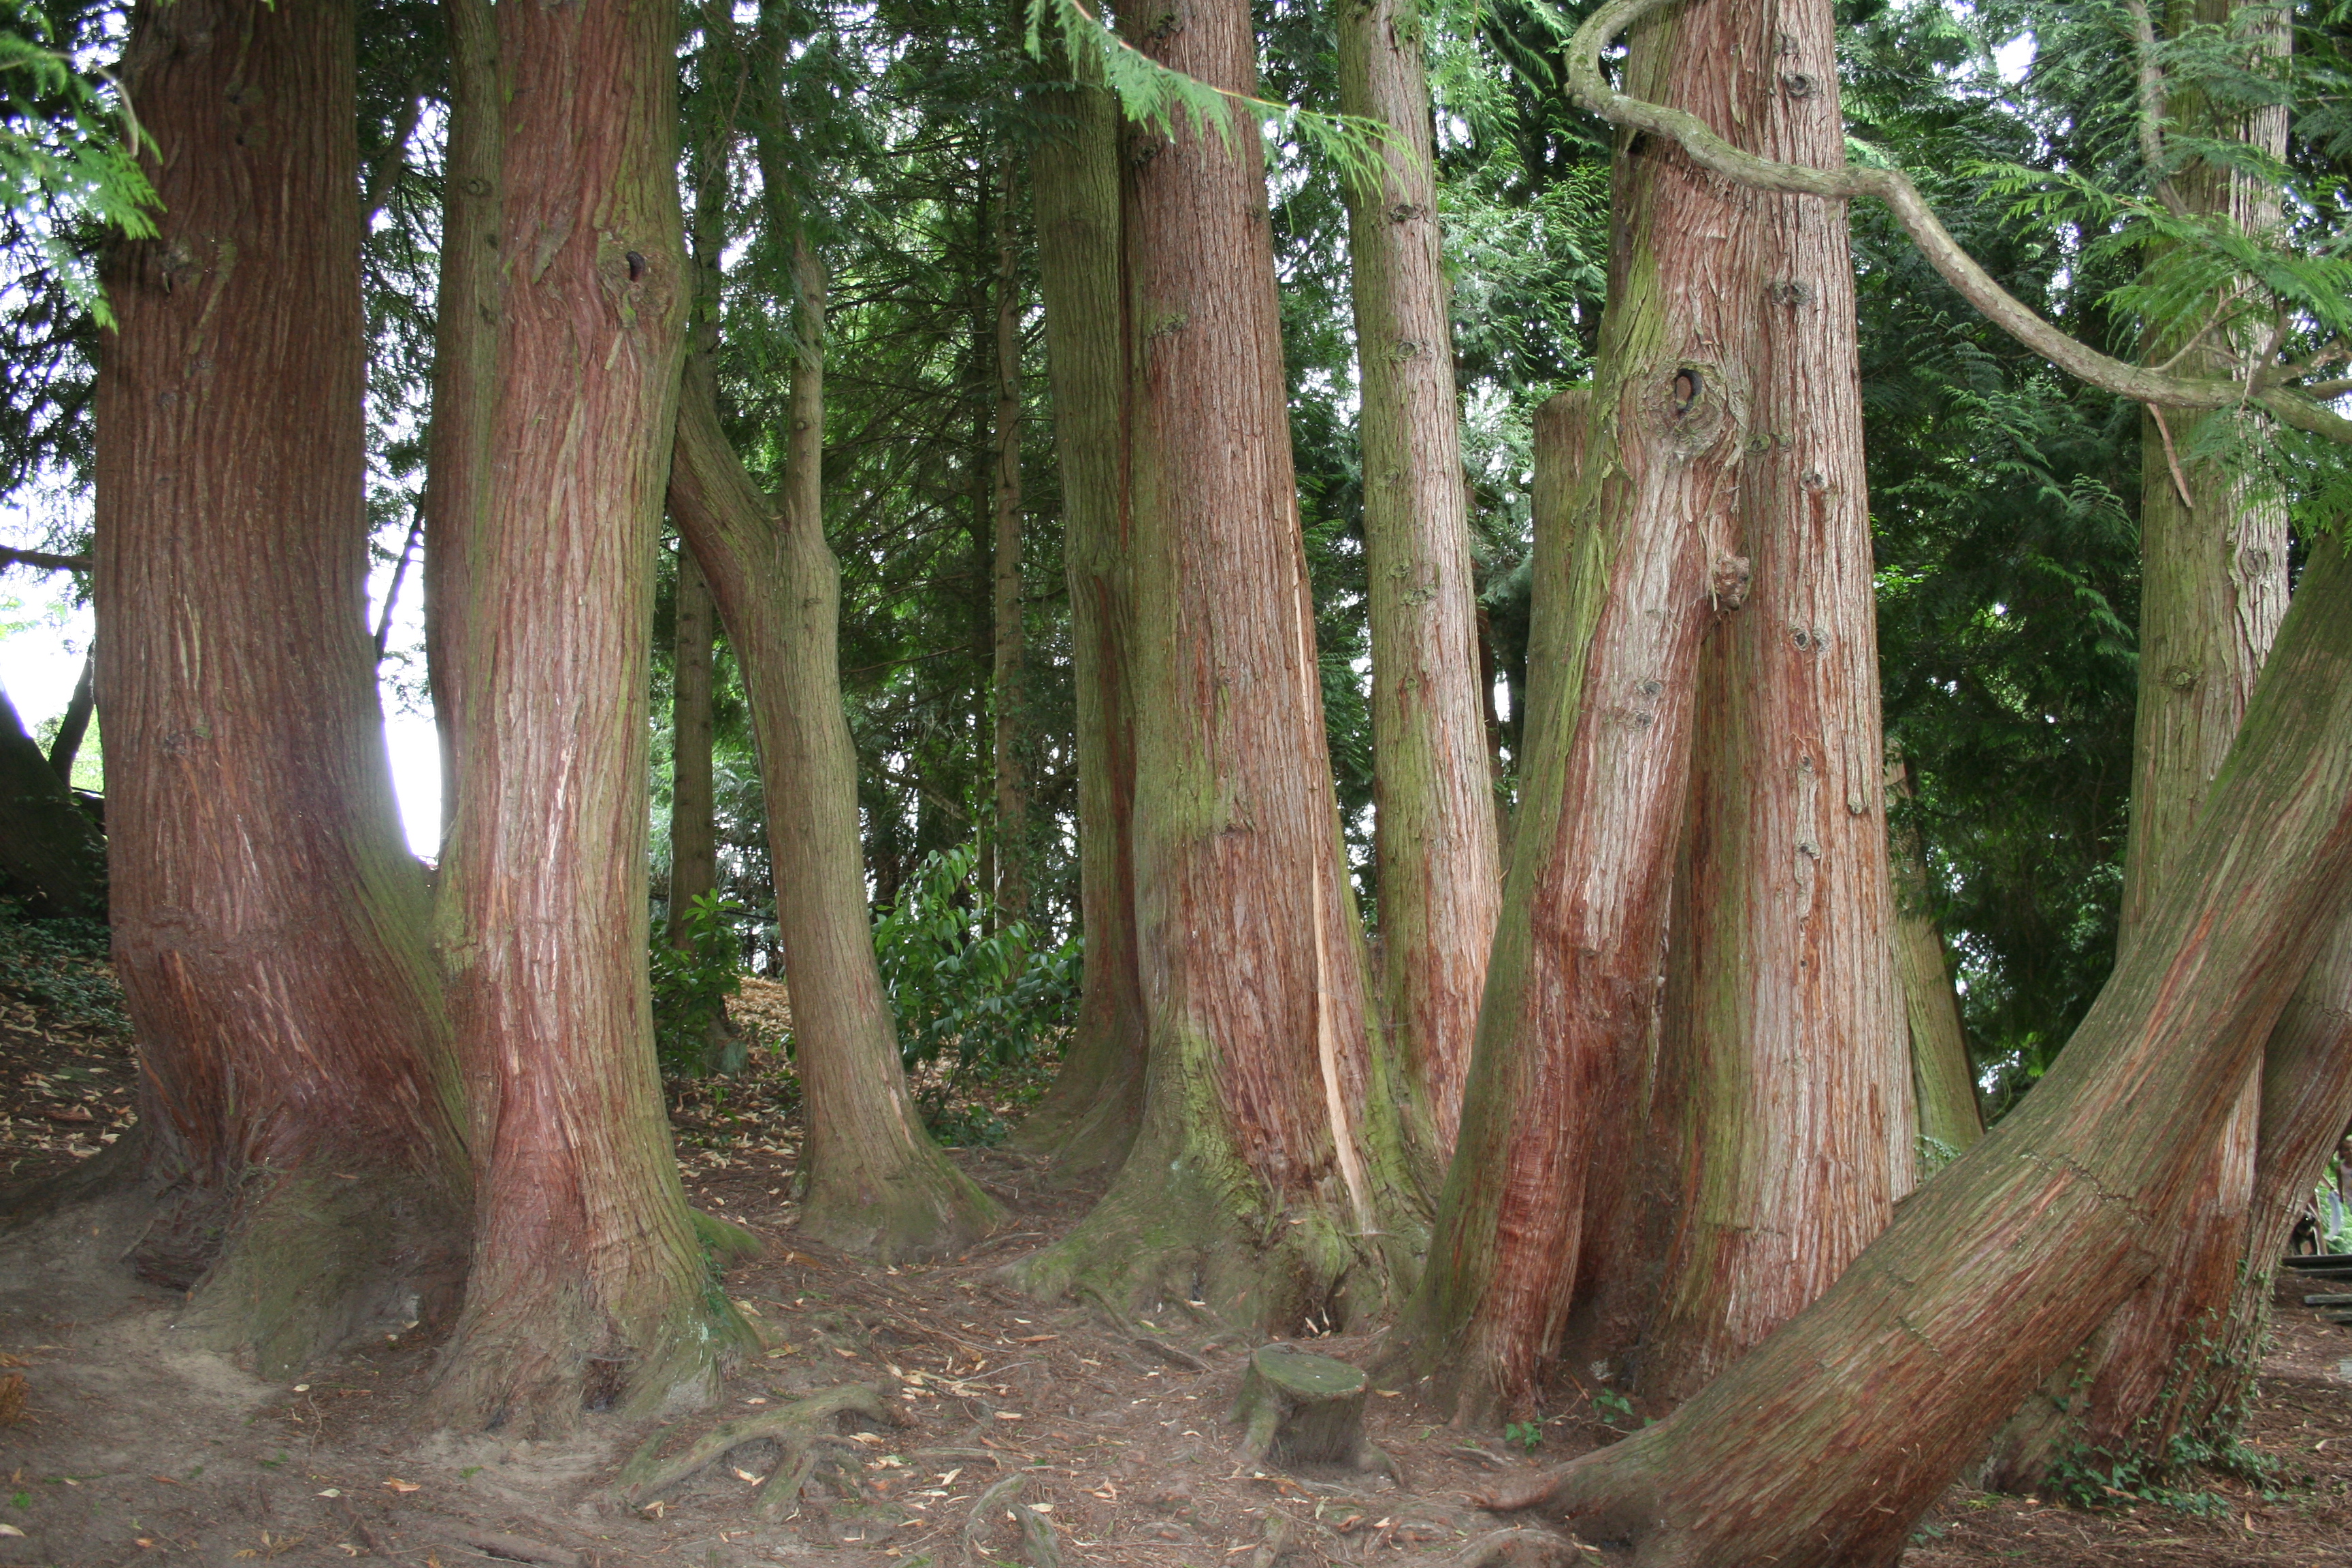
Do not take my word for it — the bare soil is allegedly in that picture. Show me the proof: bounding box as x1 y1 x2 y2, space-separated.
6 987 2352 1568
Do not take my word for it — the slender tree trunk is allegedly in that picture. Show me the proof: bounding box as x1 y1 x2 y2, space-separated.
1013 0 1417 1329
1887 752 1982 1156
990 159 1032 928
1988 0 2293 1480
1389 69 1753 1416
1008 68 1147 1177
1484 541 2352 1568
93 0 466 1379
668 550 721 942
0 683 104 918
421 0 500 849
1629 0 1910 1401
670 244 1005 1259
46 644 95 786
1338 0 1500 1160
425 0 750 1433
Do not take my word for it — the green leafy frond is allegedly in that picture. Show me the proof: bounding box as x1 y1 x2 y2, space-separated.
1 7 159 329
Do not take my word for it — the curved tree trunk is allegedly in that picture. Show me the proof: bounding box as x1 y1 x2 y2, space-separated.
1338 0 1500 1161
1630 0 1909 1403
669 248 1004 1260
1887 752 1982 1157
1987 0 2293 1481
421 0 501 850
0 683 104 919
1483 540 2352 1568
425 0 750 1433
1012 0 1418 1330
1389 81 1752 1418
46 643 96 787
93 0 466 1379
1009 69 1148 1178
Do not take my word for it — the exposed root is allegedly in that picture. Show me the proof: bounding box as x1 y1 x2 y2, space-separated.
1474 1451 1659 1565
962 1472 1026 1564
431 1526 582 1567
619 1382 893 1503
1433 1526 1594 1568
1014 1501 1064 1568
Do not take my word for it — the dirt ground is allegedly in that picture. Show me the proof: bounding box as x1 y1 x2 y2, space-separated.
7 979 2352 1568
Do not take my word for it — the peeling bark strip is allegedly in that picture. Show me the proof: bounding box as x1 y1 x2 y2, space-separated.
1483 543 2352 1568
1339 0 1500 1161
1013 0 1415 1331
427 0 747 1432
1010 69 1147 1177
1635 0 1909 1401
668 252 1002 1260
94 0 466 1376
1395 1 1755 1405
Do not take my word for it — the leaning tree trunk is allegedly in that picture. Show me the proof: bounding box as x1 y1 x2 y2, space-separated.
669 243 1004 1260
1389 74 1753 1418
1887 751 1982 1156
1482 539 2352 1568
0 683 104 919
421 0 500 848
46 643 95 786
1338 0 1500 1160
1008 66 1149 1178
425 0 751 1433
1629 0 1910 1403
92 0 467 1379
1987 0 2293 1482
1012 0 1418 1331
668 549 721 941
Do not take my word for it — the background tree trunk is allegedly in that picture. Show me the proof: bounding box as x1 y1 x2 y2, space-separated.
670 244 1005 1260
426 0 749 1433
1988 0 2294 1480
668 549 721 942
1391 86 1752 1418
46 644 95 786
93 0 466 1379
1339 0 1500 1160
1013 0 1417 1330
0 684 104 919
990 157 1032 927
1887 751 1982 1156
1008 67 1147 1178
1632 0 1910 1401
1484 540 2352 1568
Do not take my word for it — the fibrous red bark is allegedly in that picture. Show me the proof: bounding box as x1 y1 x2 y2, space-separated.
93 0 466 1377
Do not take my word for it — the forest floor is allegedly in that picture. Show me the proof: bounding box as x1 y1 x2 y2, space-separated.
5 967 2352 1568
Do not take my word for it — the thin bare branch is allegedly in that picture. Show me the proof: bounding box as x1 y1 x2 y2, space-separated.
0 546 91 573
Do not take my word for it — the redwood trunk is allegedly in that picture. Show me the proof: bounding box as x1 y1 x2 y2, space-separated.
1632 0 1908 1401
668 247 1004 1260
1339 0 1500 1159
1393 69 1752 1416
668 549 721 941
1484 540 2352 1568
1886 755 1984 1156
1989 0 2294 1477
426 0 745 1432
1013 0 1415 1329
1009 69 1148 1176
93 0 465 1378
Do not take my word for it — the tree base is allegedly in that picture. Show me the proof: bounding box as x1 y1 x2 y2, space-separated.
797 1137 1004 1262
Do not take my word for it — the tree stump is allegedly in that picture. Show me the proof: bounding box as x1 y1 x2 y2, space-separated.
1232 1345 1368 1469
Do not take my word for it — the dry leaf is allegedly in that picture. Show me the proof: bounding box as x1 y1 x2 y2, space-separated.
0 1524 24 1538
382 1477 421 1493
0 1372 26 1426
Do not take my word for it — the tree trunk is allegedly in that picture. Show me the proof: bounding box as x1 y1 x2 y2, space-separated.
1338 0 1500 1160
46 643 95 786
1627 0 1909 1403
990 157 1032 928
1987 0 2293 1480
1886 752 1982 1156
1012 0 1417 1330
93 0 466 1379
425 0 749 1433
1007 65 1147 1179
1482 540 2352 1568
421 0 501 850
0 683 104 919
1390 67 1753 1416
668 549 721 942
669 244 1005 1260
